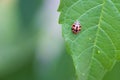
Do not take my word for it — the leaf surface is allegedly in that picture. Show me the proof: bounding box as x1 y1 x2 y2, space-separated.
58 0 120 80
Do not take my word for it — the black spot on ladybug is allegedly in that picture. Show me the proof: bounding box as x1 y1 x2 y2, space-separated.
73 25 75 27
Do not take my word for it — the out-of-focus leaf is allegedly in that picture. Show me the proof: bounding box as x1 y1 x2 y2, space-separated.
18 0 43 27
103 61 120 80
54 50 76 80
0 0 41 77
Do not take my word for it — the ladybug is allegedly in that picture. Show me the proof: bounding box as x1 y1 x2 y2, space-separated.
71 21 81 34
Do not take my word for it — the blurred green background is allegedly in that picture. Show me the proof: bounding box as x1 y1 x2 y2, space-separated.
0 0 120 80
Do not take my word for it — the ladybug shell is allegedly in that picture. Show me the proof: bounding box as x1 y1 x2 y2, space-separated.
71 21 81 34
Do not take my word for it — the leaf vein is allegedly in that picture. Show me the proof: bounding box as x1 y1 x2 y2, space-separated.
78 46 93 59
73 25 98 42
99 28 116 50
93 57 104 69
95 45 112 60
77 4 102 20
87 0 105 79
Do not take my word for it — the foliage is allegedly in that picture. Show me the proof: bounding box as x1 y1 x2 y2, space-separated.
58 0 120 80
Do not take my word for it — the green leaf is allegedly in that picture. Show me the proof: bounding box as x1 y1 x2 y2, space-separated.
103 61 120 80
58 0 120 80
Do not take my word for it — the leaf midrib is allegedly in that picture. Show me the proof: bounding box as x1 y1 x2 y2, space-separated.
86 0 105 79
